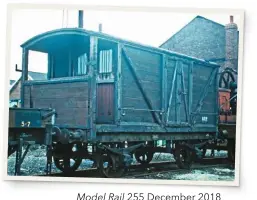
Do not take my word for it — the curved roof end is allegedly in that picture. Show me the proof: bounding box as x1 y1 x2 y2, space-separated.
20 28 90 49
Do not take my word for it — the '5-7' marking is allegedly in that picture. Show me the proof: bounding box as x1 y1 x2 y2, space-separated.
21 121 31 127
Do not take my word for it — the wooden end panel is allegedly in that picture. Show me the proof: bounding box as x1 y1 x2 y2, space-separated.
23 81 89 127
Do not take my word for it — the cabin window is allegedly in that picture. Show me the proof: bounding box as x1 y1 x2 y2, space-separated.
75 53 88 76
98 49 113 79
28 51 48 76
99 49 113 73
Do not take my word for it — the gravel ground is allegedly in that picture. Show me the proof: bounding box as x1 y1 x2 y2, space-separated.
137 167 235 181
7 147 234 181
132 150 235 181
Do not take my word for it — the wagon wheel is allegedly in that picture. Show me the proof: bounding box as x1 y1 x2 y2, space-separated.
134 150 154 165
174 145 193 169
219 70 235 89
53 157 82 173
99 154 125 178
53 143 82 173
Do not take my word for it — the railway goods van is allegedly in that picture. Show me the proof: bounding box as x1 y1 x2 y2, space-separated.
9 28 224 177
21 28 219 139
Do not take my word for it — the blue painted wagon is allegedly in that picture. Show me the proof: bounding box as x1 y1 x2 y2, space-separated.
9 26 228 177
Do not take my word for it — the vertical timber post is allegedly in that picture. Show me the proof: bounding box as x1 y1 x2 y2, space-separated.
176 60 181 124
47 54 52 80
68 51 72 76
161 54 167 125
14 137 23 175
188 61 193 125
20 48 29 108
166 60 178 124
115 43 122 125
45 124 53 175
88 36 98 141
181 62 189 122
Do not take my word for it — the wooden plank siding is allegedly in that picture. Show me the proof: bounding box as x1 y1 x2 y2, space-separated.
191 63 218 114
121 46 162 124
88 36 98 140
23 81 89 126
19 30 219 138
119 43 218 129
15 28 222 144
21 43 218 133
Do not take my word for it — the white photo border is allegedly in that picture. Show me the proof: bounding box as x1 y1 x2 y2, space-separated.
2 3 245 187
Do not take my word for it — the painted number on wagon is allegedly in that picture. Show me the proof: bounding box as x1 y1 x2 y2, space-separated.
21 121 31 127
201 116 208 123
198 193 221 200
